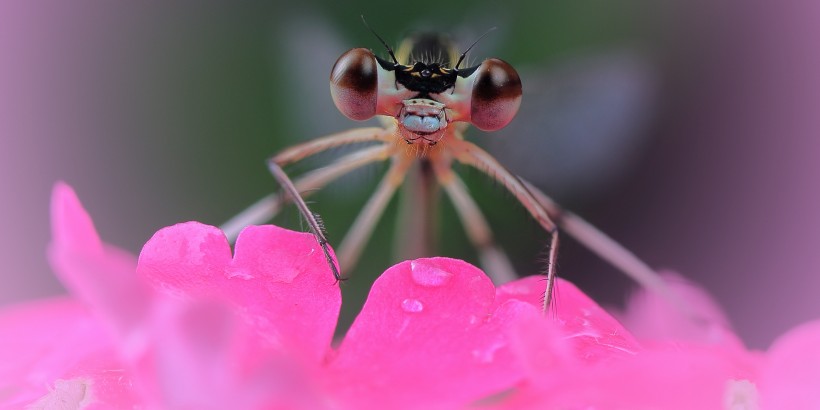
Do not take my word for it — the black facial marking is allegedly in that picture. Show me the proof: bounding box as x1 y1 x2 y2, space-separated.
375 32 479 97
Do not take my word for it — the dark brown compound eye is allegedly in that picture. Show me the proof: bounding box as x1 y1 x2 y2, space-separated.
470 58 522 131
330 48 379 121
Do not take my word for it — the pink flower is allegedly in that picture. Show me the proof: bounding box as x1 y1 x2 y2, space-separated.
0 183 634 409
1 182 819 409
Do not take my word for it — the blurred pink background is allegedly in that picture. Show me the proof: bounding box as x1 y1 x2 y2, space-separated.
1 1 818 349
617 0 820 349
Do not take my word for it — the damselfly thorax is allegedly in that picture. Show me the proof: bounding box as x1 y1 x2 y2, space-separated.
222 28 684 314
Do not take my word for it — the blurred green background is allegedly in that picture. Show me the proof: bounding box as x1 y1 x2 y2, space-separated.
4 0 820 348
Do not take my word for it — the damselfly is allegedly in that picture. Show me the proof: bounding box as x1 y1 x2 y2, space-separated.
222 22 677 312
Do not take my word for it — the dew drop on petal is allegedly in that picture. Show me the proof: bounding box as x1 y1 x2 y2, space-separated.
410 260 452 287
401 298 424 313
225 266 254 280
29 378 92 409
471 340 507 364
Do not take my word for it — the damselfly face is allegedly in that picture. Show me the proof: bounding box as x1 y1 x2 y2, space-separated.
329 33 522 145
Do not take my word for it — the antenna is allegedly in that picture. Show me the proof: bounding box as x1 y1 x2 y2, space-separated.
454 27 497 70
361 15 398 65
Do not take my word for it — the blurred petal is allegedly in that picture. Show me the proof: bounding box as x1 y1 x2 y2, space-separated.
497 345 760 410
759 320 820 409
48 182 151 347
495 276 764 410
49 182 102 255
0 298 138 409
618 273 744 348
142 297 326 409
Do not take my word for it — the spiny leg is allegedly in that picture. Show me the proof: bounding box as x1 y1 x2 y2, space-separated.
264 127 392 282
430 158 518 284
268 161 341 281
337 153 412 275
221 144 392 241
520 179 703 322
447 138 560 312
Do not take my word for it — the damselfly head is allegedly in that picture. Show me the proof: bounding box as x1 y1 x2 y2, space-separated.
329 31 522 145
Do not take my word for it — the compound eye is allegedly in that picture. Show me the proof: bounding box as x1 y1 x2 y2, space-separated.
470 58 522 131
330 48 379 121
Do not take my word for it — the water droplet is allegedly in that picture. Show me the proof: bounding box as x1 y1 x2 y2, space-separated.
401 298 424 313
225 267 254 280
471 340 507 364
410 260 452 287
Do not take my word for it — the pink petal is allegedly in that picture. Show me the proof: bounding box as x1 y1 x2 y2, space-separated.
759 320 820 408
48 184 341 407
0 298 138 409
498 276 642 366
137 222 342 363
329 258 539 408
50 181 102 255
496 276 763 410
48 183 151 343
